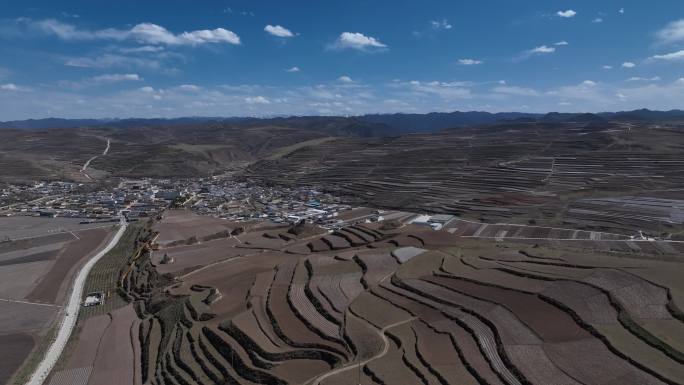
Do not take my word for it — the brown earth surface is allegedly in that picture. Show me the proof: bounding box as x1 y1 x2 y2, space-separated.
153 210 235 246
26 227 113 304
0 333 35 385
95 210 684 385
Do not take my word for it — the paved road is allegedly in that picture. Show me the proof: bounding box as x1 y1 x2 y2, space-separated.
25 215 128 385
309 316 417 385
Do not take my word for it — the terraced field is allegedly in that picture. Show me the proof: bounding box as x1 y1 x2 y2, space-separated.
244 122 684 238
96 212 684 385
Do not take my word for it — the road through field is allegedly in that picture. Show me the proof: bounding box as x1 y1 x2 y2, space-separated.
24 215 127 385
80 138 110 180
309 316 417 385
0 298 61 308
7 222 118 242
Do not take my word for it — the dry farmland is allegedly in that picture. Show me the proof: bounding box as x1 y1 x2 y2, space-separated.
244 122 684 238
0 217 115 385
56 210 684 385
152 210 238 247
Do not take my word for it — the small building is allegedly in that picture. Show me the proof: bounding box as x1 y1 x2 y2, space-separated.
83 292 104 307
157 190 181 201
429 214 454 223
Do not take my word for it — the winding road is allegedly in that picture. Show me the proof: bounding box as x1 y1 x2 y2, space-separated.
309 316 417 385
25 215 128 385
80 138 110 180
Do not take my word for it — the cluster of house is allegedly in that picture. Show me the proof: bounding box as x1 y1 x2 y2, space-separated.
0 177 360 227
0 179 185 220
187 178 356 225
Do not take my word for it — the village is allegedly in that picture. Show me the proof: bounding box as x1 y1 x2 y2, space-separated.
0 176 382 230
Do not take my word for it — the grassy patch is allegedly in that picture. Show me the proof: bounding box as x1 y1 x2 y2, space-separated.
81 222 146 319
42 223 147 379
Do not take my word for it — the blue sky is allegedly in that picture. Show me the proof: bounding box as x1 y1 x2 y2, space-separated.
1 0 684 119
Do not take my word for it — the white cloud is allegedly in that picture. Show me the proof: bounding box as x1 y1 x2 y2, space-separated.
430 19 452 30
20 18 241 46
593 17 604 23
24 18 119 40
547 80 609 105
91 73 142 82
285 66 300 73
515 45 558 61
168 26 241 45
130 24 239 45
458 59 482 65
129 24 191 45
611 79 684 108
245 96 270 104
650 50 684 61
59 73 144 88
332 32 387 51
65 54 161 69
557 10 577 18
0 81 453 118
532 45 556 54
492 86 539 96
413 19 453 38
399 80 472 99
602 65 613 69
622 61 636 68
338 76 353 83
554 41 569 46
177 84 201 91
118 45 164 53
656 20 684 45
264 24 295 38
619 8 625 14
0 83 22 91
626 76 661 82
6 77 684 120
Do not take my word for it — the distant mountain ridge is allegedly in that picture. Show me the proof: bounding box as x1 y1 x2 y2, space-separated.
1 109 683 134
360 111 541 132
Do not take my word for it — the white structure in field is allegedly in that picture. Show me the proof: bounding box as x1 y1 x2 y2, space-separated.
83 292 103 307
26 216 128 385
